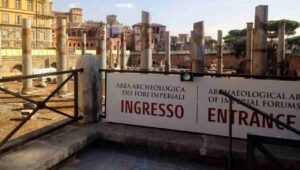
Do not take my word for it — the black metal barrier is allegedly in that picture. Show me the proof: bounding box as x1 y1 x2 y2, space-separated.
0 68 83 154
219 90 300 170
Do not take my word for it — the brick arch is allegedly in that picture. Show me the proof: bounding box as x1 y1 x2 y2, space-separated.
51 62 57 68
11 64 22 72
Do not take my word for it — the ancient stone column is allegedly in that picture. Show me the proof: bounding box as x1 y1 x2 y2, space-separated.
96 23 107 74
164 31 171 72
192 21 205 73
120 31 127 70
96 23 107 117
253 5 268 75
116 40 120 67
141 11 152 71
109 40 114 68
277 21 286 76
56 18 68 94
77 55 100 123
81 33 87 55
217 30 224 74
21 19 33 94
246 23 254 74
0 30 3 84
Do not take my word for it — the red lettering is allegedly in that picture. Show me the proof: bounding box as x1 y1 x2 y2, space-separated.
276 114 285 130
151 103 158 116
287 115 296 127
175 105 184 119
143 102 150 115
166 104 174 117
159 104 166 117
217 109 227 123
134 101 141 114
239 111 248 126
121 100 124 112
262 113 273 128
208 108 216 122
250 112 260 127
125 101 133 113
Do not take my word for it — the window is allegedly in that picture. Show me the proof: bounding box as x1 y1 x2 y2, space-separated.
2 13 9 24
28 16 34 26
2 0 8 8
38 3 45 14
27 1 33 11
16 0 21 9
39 19 45 26
16 15 22 25
39 32 45 40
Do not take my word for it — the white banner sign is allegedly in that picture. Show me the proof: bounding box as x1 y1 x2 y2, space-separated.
106 73 300 140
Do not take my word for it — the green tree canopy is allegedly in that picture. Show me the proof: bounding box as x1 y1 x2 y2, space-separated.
268 19 300 38
224 29 247 57
224 19 300 56
287 36 300 46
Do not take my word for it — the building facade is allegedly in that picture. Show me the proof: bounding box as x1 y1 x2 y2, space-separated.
171 34 190 51
132 23 166 52
0 0 53 48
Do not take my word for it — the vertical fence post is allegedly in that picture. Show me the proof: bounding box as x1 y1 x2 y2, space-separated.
228 99 233 170
74 71 79 119
0 29 3 88
247 135 255 170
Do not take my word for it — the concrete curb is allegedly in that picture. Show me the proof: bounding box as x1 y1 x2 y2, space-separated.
0 122 299 170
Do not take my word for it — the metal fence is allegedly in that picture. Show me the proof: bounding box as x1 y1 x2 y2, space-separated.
0 68 83 154
219 90 300 170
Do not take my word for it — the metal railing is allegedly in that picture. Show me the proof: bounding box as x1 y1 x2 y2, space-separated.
219 90 300 170
0 68 83 154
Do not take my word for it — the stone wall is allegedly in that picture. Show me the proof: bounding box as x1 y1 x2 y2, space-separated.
2 55 79 76
128 53 243 69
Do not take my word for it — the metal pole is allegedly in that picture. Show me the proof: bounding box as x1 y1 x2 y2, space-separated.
228 99 233 170
0 30 3 87
74 71 79 119
246 135 255 170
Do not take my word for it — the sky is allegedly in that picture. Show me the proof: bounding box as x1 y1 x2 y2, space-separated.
52 0 300 39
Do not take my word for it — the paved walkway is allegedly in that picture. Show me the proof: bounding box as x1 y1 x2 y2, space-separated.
61 143 221 170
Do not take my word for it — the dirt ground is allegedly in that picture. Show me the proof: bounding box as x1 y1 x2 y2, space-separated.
0 80 76 142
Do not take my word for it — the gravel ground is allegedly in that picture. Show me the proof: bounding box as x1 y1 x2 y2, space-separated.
0 80 75 141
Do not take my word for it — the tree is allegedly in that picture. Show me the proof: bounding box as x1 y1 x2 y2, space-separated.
268 19 300 38
224 29 247 57
224 19 300 57
287 36 300 46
